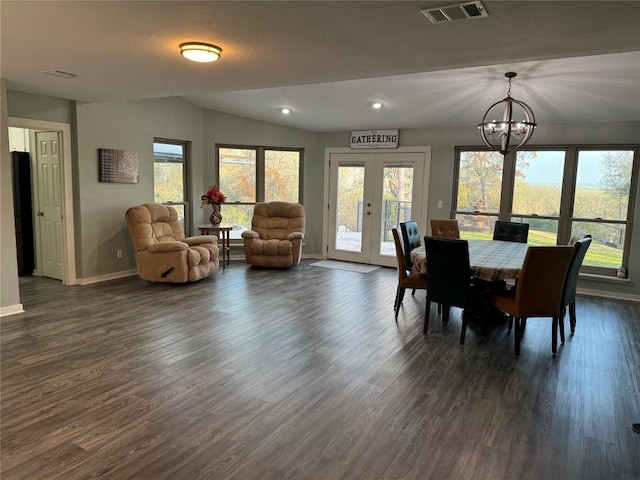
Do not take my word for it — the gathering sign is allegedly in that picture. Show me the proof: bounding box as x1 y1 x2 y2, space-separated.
350 129 399 149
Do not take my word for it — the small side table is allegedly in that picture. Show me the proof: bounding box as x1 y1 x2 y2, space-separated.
198 224 233 269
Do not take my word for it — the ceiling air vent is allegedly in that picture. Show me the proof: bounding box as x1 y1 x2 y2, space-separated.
421 1 488 24
41 69 80 78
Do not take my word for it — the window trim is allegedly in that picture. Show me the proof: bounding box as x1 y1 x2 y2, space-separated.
452 144 639 277
153 138 191 236
215 143 304 242
215 143 304 205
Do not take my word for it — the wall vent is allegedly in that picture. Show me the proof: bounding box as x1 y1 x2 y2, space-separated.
421 1 488 24
41 69 80 78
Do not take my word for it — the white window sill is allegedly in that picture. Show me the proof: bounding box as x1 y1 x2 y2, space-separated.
580 273 630 284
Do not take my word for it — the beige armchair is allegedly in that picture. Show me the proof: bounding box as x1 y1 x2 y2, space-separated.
126 203 219 283
241 201 305 268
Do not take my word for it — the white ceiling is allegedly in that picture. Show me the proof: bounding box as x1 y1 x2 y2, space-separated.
2 1 640 133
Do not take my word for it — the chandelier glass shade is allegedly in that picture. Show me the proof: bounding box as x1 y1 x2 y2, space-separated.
478 72 537 155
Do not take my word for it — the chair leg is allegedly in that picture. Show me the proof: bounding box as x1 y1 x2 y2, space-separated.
437 303 442 314
442 305 450 324
507 315 513 332
559 314 565 344
394 286 401 319
423 295 431 335
552 317 558 355
411 288 416 296
569 302 577 334
460 309 467 345
514 316 521 356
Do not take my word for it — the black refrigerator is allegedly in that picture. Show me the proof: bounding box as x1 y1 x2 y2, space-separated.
11 151 35 275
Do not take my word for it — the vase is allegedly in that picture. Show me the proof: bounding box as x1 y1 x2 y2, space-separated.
210 203 223 226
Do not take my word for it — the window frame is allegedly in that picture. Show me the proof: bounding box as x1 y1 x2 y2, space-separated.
215 143 304 239
153 138 191 236
452 144 639 277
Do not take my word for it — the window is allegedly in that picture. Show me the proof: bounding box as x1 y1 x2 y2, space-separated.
217 144 303 239
154 139 190 235
452 146 638 277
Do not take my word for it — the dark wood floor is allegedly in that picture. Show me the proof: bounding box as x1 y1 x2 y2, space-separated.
1 261 639 480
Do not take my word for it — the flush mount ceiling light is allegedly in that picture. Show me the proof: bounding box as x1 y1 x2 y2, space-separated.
478 72 537 155
370 101 384 109
280 107 293 115
179 42 222 63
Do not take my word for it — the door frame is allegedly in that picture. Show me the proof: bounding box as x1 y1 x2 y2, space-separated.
322 146 431 264
8 117 76 285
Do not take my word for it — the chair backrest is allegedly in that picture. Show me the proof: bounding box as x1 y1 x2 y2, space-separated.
251 201 305 240
400 221 421 269
562 237 592 306
392 228 409 282
514 246 575 317
424 236 471 308
430 219 460 239
125 203 185 252
568 232 591 246
493 220 529 243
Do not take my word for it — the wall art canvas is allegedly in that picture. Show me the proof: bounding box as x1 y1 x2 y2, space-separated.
98 148 139 183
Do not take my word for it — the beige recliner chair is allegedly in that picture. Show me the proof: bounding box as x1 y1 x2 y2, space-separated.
126 203 219 283
241 201 305 268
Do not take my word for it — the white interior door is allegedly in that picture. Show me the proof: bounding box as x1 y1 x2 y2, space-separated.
35 131 63 280
327 150 426 266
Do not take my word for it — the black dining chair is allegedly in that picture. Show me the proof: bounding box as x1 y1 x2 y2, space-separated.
399 221 421 271
423 236 487 343
493 220 530 243
562 236 592 334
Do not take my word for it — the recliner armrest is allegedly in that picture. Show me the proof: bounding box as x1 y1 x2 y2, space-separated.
184 235 216 246
287 232 304 240
242 230 260 239
148 241 189 253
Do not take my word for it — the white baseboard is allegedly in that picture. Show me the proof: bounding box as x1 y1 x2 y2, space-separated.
0 303 25 317
228 253 323 261
77 269 138 285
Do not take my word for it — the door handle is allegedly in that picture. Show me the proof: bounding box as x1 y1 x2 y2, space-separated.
37 211 44 216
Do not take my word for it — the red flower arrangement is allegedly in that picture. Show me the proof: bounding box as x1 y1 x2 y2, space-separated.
201 184 226 206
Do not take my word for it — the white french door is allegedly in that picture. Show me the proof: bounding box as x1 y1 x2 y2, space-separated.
326 148 429 267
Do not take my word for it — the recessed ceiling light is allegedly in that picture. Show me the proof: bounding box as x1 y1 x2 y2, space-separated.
370 101 384 109
180 42 222 63
281 107 293 115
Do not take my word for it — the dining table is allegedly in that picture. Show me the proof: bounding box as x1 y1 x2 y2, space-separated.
410 239 530 282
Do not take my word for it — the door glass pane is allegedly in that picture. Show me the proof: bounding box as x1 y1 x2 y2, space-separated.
574 150 634 221
571 220 625 269
154 142 184 203
219 148 256 203
380 164 414 256
457 151 503 214
265 150 300 203
335 165 364 252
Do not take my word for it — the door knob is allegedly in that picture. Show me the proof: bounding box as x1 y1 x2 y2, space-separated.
37 211 44 217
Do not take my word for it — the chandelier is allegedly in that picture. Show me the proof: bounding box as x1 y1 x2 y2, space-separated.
478 72 537 155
